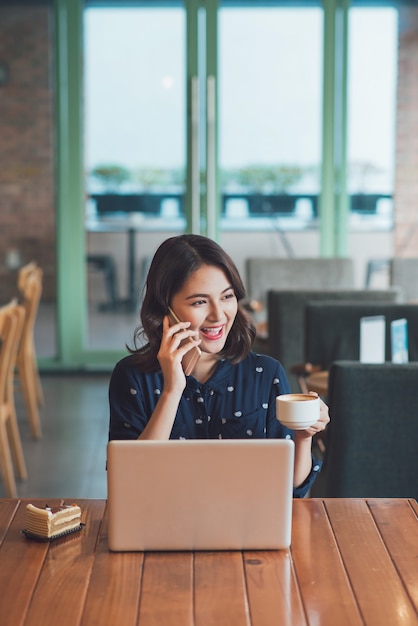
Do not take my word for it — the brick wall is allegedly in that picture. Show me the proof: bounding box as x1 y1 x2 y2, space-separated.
0 4 56 301
394 5 418 256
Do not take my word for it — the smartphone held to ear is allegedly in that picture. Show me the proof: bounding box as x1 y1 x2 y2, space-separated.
168 307 201 375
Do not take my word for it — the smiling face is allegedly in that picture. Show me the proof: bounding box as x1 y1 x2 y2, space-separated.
170 264 238 357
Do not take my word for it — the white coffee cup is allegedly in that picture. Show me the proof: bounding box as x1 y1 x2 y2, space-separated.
276 393 320 430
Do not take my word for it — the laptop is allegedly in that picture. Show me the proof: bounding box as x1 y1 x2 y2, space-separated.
107 438 294 552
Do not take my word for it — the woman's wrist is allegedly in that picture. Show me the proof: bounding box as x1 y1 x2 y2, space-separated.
293 430 313 444
292 431 313 487
160 385 184 403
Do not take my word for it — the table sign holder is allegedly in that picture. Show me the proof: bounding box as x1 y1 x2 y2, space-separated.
360 315 386 363
391 318 409 363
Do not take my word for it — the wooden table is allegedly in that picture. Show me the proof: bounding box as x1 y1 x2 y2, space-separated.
306 369 329 397
0 498 417 626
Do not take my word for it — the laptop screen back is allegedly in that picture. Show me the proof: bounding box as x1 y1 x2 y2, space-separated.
107 439 294 552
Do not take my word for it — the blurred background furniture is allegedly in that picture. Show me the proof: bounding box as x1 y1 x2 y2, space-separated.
297 301 418 396
266 288 403 391
16 263 44 439
0 301 28 497
245 257 355 308
86 214 154 312
244 257 355 374
364 257 391 287
311 361 418 498
365 257 418 302
390 257 418 302
306 301 418 367
87 254 119 311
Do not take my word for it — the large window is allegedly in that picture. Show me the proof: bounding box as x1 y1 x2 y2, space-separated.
219 6 323 230
83 2 324 349
85 8 186 202
84 6 186 349
78 1 399 358
347 7 397 231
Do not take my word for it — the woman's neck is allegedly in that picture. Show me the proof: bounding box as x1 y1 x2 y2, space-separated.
190 352 219 384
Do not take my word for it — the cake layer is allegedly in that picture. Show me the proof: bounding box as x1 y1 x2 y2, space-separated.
26 502 82 538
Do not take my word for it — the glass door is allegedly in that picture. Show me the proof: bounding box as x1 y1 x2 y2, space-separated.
51 0 403 369
84 4 187 352
346 6 397 288
82 0 323 356
217 3 323 277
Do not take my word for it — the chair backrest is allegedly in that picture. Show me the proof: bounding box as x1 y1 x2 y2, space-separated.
267 288 403 391
390 257 418 302
0 304 18 405
17 261 38 293
311 361 418 498
0 300 27 497
18 265 43 354
245 257 355 305
6 303 25 395
305 301 418 368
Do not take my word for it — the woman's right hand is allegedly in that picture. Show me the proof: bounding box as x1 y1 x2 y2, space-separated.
157 316 201 393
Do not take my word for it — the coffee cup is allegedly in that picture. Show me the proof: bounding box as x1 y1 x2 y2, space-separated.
276 393 320 430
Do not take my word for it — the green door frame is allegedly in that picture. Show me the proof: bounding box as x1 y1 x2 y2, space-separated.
46 0 127 370
51 0 87 369
205 0 220 241
185 0 220 240
46 0 349 371
185 0 200 234
320 0 349 257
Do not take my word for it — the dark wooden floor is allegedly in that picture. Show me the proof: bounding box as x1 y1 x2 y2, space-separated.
1 374 111 499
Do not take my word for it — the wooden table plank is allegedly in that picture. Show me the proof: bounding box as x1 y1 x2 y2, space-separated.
324 499 418 626
410 499 418 517
368 499 418 612
0 499 19 545
137 552 193 626
22 499 105 626
194 551 250 626
80 503 144 626
1 498 416 626
0 500 50 626
291 499 363 626
243 550 307 626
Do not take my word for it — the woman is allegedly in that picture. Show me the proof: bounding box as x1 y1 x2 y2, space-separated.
109 234 329 497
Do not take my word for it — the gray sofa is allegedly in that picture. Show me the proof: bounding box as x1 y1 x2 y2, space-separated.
304 301 418 368
311 361 418 498
266 288 403 391
245 257 355 306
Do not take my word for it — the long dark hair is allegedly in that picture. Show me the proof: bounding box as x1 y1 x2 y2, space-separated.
129 234 255 370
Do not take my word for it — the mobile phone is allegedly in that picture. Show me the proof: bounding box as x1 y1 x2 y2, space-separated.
168 307 201 375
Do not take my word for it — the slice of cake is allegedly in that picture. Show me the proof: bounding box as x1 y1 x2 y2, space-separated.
25 501 82 539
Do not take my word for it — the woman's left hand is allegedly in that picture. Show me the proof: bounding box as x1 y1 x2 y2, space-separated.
294 392 330 439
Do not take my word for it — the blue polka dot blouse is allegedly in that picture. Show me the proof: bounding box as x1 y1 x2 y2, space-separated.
108 351 321 497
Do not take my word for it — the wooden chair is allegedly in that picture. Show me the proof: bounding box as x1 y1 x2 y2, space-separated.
18 262 44 407
0 301 28 497
17 261 38 294
16 264 44 439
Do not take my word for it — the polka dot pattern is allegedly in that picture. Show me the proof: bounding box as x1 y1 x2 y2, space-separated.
110 351 322 497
